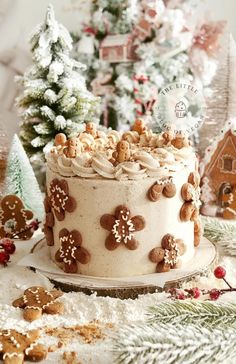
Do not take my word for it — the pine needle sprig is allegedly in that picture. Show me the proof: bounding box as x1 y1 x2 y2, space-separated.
202 216 236 256
113 323 236 364
148 301 236 328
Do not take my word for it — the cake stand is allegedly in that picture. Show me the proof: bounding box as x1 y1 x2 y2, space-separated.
17 236 218 299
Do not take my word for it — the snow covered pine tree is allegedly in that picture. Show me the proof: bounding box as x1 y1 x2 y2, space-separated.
5 135 44 221
16 4 99 157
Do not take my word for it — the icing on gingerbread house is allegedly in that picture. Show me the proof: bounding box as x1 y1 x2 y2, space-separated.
99 34 137 63
200 120 236 219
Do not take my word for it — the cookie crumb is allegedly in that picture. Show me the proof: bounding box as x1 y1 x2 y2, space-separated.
58 341 64 348
48 345 58 352
45 322 108 345
62 351 81 364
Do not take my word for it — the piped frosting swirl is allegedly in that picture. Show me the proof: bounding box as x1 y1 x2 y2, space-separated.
47 125 195 181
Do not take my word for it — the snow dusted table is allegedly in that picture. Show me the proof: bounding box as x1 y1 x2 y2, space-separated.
0 230 236 364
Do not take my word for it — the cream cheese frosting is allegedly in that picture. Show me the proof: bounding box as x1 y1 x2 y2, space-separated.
46 124 200 277
47 129 195 181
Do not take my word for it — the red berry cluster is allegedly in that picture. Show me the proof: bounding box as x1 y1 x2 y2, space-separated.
168 287 201 300
29 219 40 232
209 266 234 300
10 219 40 239
168 266 235 301
0 238 16 266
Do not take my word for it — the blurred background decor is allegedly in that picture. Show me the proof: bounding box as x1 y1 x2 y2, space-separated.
73 0 225 130
0 0 236 191
0 0 236 139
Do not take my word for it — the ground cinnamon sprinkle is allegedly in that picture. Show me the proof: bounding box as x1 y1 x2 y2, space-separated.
44 321 113 345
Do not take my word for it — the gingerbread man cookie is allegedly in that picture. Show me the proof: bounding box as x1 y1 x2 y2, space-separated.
180 172 201 221
162 125 175 144
50 133 67 155
64 137 82 158
148 178 176 202
112 141 131 164
100 205 145 250
149 234 186 272
12 286 64 322
0 195 34 239
43 195 55 246
54 133 67 149
55 228 91 273
48 179 76 221
85 122 98 138
0 329 47 363
171 133 189 149
131 119 147 135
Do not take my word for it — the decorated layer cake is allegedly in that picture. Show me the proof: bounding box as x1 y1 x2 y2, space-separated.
44 121 201 277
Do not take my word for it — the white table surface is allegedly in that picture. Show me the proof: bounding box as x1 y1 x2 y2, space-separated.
0 230 236 364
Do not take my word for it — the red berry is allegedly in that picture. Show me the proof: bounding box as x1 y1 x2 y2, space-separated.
188 287 201 299
214 266 226 279
0 238 16 255
209 289 221 301
0 250 10 266
176 291 186 300
30 219 40 231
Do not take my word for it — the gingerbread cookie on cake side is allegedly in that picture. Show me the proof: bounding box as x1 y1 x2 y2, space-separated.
44 123 201 277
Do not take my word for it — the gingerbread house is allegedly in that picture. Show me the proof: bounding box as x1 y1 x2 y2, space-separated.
99 33 138 63
134 17 152 41
200 120 236 219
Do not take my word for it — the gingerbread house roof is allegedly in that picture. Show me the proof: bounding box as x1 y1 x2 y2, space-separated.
100 34 132 48
200 119 236 177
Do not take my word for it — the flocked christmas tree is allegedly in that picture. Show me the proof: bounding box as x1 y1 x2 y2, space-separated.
16 4 99 157
4 134 44 221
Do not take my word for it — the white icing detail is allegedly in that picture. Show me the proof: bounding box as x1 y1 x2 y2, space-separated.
26 306 41 311
3 352 22 359
28 289 39 294
163 241 180 266
10 336 20 348
192 186 201 209
112 220 122 243
25 342 38 356
228 193 234 204
50 184 69 212
156 176 174 186
59 235 77 264
112 215 135 244
226 206 236 215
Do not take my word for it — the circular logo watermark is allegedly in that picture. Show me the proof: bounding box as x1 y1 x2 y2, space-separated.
154 82 206 135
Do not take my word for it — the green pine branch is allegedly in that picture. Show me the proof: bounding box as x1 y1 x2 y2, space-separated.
202 216 236 256
113 323 236 364
148 301 236 328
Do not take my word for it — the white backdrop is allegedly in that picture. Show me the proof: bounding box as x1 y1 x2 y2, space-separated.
0 0 235 139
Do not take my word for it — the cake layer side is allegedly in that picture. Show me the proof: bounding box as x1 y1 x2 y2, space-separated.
46 165 196 277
